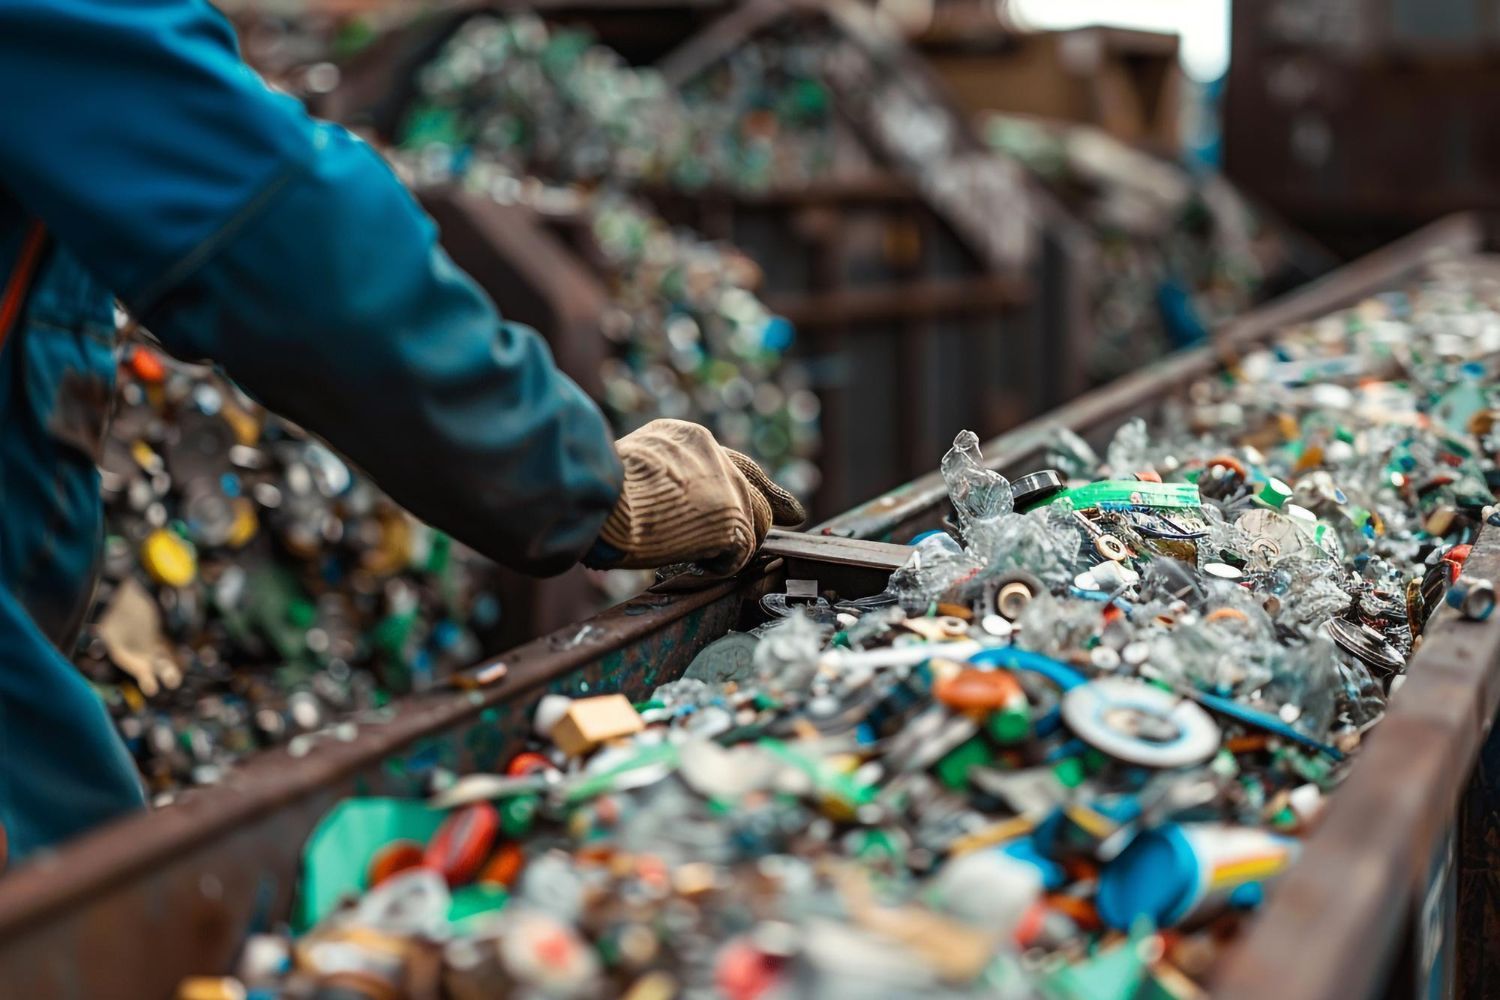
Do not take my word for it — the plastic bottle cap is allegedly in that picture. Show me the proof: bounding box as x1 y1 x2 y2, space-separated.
988 706 1031 744
505 751 553 777
142 529 197 588
129 347 166 384
1053 757 1086 788
447 883 510 925
1257 478 1293 509
1011 469 1067 510
424 803 501 886
1095 825 1196 930
935 737 995 790
366 840 425 888
499 794 540 838
479 841 526 887
935 669 1025 712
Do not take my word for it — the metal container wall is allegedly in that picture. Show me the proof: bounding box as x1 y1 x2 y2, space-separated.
1224 0 1500 257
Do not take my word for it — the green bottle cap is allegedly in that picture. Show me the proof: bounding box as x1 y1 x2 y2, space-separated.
988 706 1031 745
499 794 539 838
447 884 509 926
935 737 994 791
1053 757 1086 789
852 828 901 861
288 600 317 629
1257 477 1293 509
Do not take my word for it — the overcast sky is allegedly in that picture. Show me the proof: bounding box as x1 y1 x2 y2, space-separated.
1008 0 1231 80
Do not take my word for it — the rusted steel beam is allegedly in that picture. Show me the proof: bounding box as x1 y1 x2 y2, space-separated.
762 528 912 596
815 212 1487 544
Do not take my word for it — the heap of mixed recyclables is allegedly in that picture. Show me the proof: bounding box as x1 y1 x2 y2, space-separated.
209 260 1497 999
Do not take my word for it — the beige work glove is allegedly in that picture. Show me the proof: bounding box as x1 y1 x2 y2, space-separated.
591 419 806 576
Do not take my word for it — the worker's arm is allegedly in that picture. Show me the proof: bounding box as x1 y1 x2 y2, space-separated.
0 0 622 575
0 583 145 858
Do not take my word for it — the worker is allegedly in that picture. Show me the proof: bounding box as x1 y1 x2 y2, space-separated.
0 0 804 863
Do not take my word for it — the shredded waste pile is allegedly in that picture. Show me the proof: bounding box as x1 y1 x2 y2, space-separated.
79 350 497 796
396 13 828 495
400 14 850 191
196 259 1499 999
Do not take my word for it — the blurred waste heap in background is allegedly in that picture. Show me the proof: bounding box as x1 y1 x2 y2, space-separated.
81 349 496 796
395 12 839 493
398 13 848 190
984 113 1315 382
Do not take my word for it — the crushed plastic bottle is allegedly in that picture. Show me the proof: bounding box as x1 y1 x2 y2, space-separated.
886 531 982 613
1104 416 1153 476
940 430 1014 542
752 610 829 690
978 498 1085 587
1263 555 1354 637
889 435 1079 611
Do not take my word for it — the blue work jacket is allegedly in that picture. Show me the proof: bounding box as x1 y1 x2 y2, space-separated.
0 0 623 860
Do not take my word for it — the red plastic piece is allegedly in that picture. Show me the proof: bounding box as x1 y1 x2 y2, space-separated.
424 803 501 887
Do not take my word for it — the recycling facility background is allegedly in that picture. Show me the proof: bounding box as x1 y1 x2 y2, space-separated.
97 0 1321 793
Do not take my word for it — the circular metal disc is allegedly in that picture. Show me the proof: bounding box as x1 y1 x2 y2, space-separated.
1096 534 1130 561
1203 562 1243 581
1061 678 1221 768
1323 618 1405 674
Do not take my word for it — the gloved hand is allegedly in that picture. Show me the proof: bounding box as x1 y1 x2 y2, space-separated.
586 419 806 575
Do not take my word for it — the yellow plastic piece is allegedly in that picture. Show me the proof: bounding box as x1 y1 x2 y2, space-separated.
142 529 197 587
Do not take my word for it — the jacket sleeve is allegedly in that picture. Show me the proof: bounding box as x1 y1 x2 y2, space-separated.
0 0 622 575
